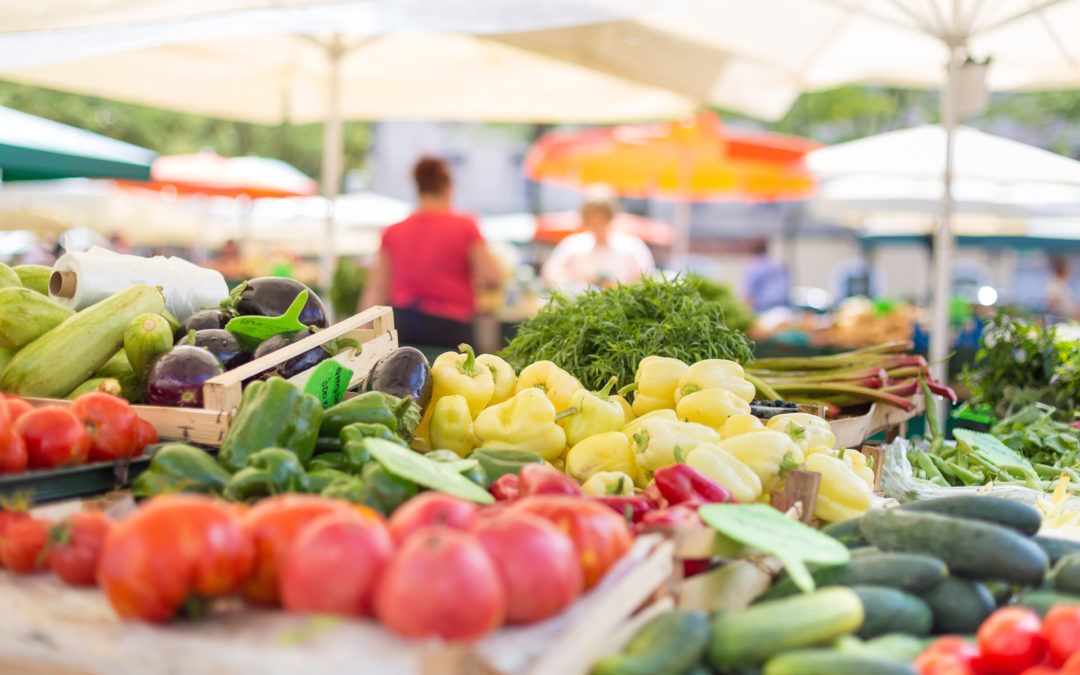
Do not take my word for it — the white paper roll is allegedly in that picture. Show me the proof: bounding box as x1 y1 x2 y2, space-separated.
50 247 229 322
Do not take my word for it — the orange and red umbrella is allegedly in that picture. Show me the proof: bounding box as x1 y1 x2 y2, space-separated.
117 151 317 199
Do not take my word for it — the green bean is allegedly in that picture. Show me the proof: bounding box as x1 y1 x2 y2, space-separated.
916 453 946 482
946 461 985 486
921 380 942 439
929 454 958 480
929 476 949 487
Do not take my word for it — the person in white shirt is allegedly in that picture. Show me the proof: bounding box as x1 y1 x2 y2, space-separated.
541 187 655 293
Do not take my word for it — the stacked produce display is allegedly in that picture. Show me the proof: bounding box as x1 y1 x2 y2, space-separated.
1 263 1079 675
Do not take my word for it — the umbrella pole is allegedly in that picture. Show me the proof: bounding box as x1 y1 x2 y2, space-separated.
929 49 962 390
319 35 345 296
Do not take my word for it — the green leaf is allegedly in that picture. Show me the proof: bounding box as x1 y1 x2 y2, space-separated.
698 503 850 593
225 289 309 350
364 438 494 504
953 429 1034 471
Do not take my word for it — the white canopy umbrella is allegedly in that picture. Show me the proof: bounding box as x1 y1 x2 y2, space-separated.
245 191 412 255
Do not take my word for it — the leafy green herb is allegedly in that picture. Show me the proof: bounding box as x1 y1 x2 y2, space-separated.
501 275 754 390
991 403 1080 467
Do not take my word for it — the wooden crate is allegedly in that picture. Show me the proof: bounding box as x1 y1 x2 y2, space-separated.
830 394 925 448
0 534 673 675
26 305 398 447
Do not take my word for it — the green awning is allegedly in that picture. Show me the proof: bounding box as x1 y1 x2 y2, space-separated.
0 106 155 181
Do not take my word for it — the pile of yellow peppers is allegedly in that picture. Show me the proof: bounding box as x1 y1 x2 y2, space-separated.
414 345 875 523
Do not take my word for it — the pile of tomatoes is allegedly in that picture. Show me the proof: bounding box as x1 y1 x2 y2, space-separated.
916 606 1080 675
1 490 633 641
0 392 157 473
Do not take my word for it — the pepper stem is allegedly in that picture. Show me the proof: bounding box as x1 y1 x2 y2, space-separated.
779 451 801 478
674 445 686 464
617 382 639 396
456 344 483 377
554 407 578 423
596 377 618 400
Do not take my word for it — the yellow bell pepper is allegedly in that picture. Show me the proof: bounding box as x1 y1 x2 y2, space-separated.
808 446 875 490
473 388 567 461
628 417 721 473
476 353 517 405
612 394 636 424
548 456 566 472
428 394 475 457
715 430 804 492
515 360 584 412
414 343 494 441
766 412 837 453
674 359 752 404
686 443 763 504
565 431 641 486
720 413 765 439
676 388 751 430
562 377 626 447
632 356 688 416
580 471 636 496
621 408 679 438
804 452 873 523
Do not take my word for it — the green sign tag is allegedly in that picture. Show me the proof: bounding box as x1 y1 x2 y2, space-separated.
225 289 310 351
303 360 354 408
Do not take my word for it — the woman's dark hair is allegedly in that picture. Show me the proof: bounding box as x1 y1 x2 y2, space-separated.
413 156 451 196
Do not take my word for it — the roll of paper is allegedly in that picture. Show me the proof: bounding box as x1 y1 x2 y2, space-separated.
50 247 228 322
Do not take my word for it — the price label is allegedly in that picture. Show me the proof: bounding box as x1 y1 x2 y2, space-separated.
303 360 354 408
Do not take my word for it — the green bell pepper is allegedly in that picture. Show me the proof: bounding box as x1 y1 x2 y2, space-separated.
224 447 311 501
467 447 545 487
314 435 342 456
320 392 400 438
341 422 407 448
426 449 488 486
307 451 346 472
219 377 323 472
357 462 417 516
308 468 353 493
131 443 232 497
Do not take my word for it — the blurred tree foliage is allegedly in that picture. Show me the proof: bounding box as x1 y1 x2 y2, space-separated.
769 86 938 143
0 81 371 185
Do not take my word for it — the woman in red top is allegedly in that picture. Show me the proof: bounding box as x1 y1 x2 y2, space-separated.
361 156 501 348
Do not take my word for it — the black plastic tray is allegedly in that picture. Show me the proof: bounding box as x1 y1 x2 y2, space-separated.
0 443 215 504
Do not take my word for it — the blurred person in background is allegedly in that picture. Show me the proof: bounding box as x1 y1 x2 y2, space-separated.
742 237 789 312
1047 255 1077 319
541 186 654 293
361 156 501 348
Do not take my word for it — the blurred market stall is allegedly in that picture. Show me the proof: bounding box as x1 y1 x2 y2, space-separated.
525 111 820 264
0 105 155 182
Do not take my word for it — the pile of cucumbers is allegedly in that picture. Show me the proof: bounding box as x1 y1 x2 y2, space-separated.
593 495 1080 675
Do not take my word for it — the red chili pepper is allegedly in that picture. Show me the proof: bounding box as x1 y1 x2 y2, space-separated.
518 463 582 497
927 380 959 403
642 481 668 509
653 464 732 506
591 495 652 524
639 505 703 529
489 473 520 501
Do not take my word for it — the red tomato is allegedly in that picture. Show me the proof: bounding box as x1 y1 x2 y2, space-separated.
978 607 1047 675
133 417 158 452
0 517 51 573
1020 667 1061 675
47 511 114 587
242 494 355 605
511 495 634 588
279 508 393 616
98 495 254 622
1063 650 1080 673
473 510 583 624
69 392 139 462
374 526 505 640
3 397 34 424
1043 604 1080 667
0 400 26 474
914 637 983 675
16 407 90 469
387 492 478 544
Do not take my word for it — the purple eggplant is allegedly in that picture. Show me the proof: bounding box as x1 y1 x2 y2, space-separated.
231 277 328 328
252 327 330 379
145 346 225 407
192 329 251 370
178 308 233 339
364 347 432 409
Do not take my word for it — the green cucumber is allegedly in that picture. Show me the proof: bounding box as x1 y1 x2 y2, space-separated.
707 587 864 669
0 287 74 351
1035 536 1080 565
591 610 709 675
124 313 174 377
901 496 1042 536
921 577 995 634
836 633 927 662
13 265 50 295
0 262 21 289
763 649 916 675
1014 589 1080 618
851 585 932 639
65 377 122 399
860 508 1048 586
1050 553 1080 594
759 551 948 601
0 346 12 376
93 350 143 403
1 285 164 398
823 518 869 548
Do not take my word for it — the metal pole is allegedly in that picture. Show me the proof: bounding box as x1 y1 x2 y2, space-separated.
929 48 962 385
319 35 344 294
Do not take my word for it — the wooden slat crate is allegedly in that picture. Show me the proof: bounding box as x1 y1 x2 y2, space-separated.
27 305 398 447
